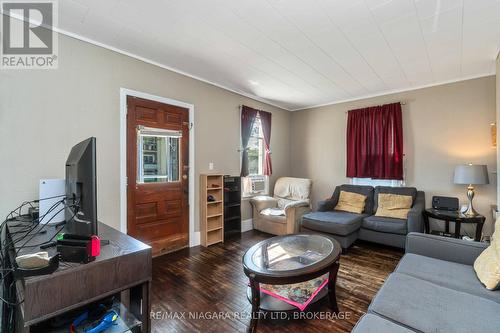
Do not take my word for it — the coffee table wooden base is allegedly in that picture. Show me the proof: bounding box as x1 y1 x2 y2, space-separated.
243 234 342 333
328 260 340 313
247 260 340 333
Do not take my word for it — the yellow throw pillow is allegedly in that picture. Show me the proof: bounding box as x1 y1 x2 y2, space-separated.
474 218 500 290
375 193 413 219
334 191 367 214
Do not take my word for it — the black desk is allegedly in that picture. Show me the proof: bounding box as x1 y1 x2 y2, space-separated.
422 208 485 241
4 220 152 332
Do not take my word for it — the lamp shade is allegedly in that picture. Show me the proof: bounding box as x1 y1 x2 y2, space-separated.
453 164 489 185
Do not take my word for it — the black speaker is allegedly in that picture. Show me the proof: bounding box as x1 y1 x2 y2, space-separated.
432 196 459 211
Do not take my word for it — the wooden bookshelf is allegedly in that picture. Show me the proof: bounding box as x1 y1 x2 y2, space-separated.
200 174 224 247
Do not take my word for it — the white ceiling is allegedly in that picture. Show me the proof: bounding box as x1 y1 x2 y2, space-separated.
58 0 499 110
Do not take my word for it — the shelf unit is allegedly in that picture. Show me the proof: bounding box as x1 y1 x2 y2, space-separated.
200 174 224 247
224 176 241 238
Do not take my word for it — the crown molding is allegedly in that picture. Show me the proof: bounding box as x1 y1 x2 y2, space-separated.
290 72 495 111
58 29 293 111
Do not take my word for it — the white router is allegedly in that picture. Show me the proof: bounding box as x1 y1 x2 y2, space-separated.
39 179 65 224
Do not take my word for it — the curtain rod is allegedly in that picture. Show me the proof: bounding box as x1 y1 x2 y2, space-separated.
344 101 407 114
238 104 267 112
238 104 262 110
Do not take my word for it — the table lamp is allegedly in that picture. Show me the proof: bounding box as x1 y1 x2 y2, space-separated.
453 164 489 216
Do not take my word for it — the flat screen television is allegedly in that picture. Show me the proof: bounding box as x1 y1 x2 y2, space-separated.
65 137 97 236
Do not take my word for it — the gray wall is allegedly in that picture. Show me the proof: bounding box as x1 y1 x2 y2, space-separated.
0 33 291 233
291 76 497 236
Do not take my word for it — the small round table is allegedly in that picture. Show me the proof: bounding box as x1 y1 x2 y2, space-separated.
242 234 342 332
422 208 485 241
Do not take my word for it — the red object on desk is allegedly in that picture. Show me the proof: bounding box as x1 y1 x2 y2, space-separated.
90 235 100 257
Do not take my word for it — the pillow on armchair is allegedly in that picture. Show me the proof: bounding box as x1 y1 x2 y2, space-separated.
260 208 286 216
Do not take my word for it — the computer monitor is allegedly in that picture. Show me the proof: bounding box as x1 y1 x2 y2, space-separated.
65 137 97 236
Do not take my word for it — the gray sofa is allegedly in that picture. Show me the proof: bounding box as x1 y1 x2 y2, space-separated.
301 184 425 251
352 233 500 333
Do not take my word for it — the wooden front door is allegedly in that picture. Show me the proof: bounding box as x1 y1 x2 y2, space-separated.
127 96 189 256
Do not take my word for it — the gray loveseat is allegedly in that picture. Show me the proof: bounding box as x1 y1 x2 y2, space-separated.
352 233 500 333
301 184 425 251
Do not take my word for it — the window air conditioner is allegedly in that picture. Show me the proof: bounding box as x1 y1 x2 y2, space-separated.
251 176 266 193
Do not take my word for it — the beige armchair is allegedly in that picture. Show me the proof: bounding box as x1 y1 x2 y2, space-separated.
249 177 312 235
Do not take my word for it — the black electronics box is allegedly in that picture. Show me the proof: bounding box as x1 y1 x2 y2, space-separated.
432 196 459 211
57 236 94 263
57 244 94 263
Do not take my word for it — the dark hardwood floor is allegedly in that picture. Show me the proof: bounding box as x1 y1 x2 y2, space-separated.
151 230 403 333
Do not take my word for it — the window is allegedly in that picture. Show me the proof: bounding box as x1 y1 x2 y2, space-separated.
137 126 181 183
247 116 264 176
242 115 269 196
346 103 404 180
351 178 404 187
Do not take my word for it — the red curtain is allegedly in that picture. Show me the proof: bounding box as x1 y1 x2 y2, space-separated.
346 102 403 180
259 110 272 176
240 106 273 177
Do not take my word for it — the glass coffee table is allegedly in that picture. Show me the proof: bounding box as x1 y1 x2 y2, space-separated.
242 234 341 331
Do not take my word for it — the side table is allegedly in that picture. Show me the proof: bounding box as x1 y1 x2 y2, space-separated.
422 208 485 241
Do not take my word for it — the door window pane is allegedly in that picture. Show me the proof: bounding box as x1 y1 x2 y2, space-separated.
137 128 181 183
